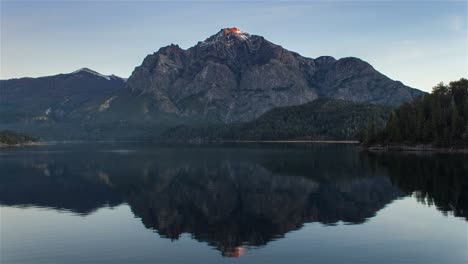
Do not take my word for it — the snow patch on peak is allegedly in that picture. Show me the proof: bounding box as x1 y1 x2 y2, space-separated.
71 68 112 80
221 27 250 40
200 27 251 47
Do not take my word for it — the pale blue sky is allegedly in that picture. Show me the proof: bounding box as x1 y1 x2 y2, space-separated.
1 0 466 91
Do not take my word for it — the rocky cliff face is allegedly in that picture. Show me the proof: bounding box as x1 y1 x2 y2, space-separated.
126 28 423 123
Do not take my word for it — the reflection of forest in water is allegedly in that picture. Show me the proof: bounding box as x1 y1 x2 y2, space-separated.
368 152 468 220
0 144 466 256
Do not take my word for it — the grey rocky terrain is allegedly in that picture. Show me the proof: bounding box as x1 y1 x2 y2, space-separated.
126 28 423 123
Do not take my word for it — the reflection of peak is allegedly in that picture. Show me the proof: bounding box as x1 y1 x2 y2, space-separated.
1 146 465 257
126 161 402 255
0 147 404 257
222 246 245 258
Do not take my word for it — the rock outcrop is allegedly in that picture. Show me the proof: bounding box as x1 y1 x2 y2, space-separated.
126 28 423 123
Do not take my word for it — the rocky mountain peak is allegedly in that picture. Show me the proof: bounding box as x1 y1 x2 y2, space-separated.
156 44 183 54
221 27 250 40
197 27 254 49
125 29 424 123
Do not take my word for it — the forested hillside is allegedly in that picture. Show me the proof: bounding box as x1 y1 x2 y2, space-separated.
160 99 391 141
366 78 468 147
0 131 38 145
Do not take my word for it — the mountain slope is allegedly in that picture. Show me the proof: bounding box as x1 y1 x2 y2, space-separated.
0 68 132 139
0 68 125 124
159 98 391 141
125 28 422 123
1 28 424 140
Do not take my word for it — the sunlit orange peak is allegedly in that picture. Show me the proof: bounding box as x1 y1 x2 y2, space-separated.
222 246 245 258
223 27 241 35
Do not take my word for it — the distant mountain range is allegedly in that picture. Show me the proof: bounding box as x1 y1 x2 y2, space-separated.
1 68 125 123
0 28 424 140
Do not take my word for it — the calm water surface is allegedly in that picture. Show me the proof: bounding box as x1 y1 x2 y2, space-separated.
0 143 467 264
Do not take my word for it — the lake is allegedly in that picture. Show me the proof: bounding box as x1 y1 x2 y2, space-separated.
0 143 466 264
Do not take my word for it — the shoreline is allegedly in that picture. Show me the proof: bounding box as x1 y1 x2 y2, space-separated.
222 140 360 144
0 140 361 146
1 140 466 153
178 139 361 144
366 144 468 153
0 141 45 148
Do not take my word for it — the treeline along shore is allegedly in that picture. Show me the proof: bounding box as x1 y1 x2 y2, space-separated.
363 78 468 152
0 130 40 147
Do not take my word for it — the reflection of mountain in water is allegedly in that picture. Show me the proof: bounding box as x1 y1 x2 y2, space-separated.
0 144 466 256
0 159 122 214
125 160 400 254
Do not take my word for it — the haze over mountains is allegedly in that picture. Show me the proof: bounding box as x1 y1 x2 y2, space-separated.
0 28 424 140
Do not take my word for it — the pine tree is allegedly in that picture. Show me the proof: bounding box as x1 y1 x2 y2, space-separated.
375 78 468 147
386 112 401 142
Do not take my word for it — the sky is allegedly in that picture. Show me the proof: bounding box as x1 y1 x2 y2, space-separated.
0 0 466 92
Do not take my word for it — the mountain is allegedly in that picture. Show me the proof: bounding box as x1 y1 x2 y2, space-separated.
0 68 128 139
159 98 392 141
0 28 424 140
125 27 423 123
0 68 125 123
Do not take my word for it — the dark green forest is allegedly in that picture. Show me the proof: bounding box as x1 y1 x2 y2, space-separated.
365 78 468 147
369 152 468 219
0 130 38 145
160 98 391 141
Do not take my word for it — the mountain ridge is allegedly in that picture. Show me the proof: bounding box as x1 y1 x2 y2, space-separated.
1 28 425 140
124 27 423 123
1 67 126 82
